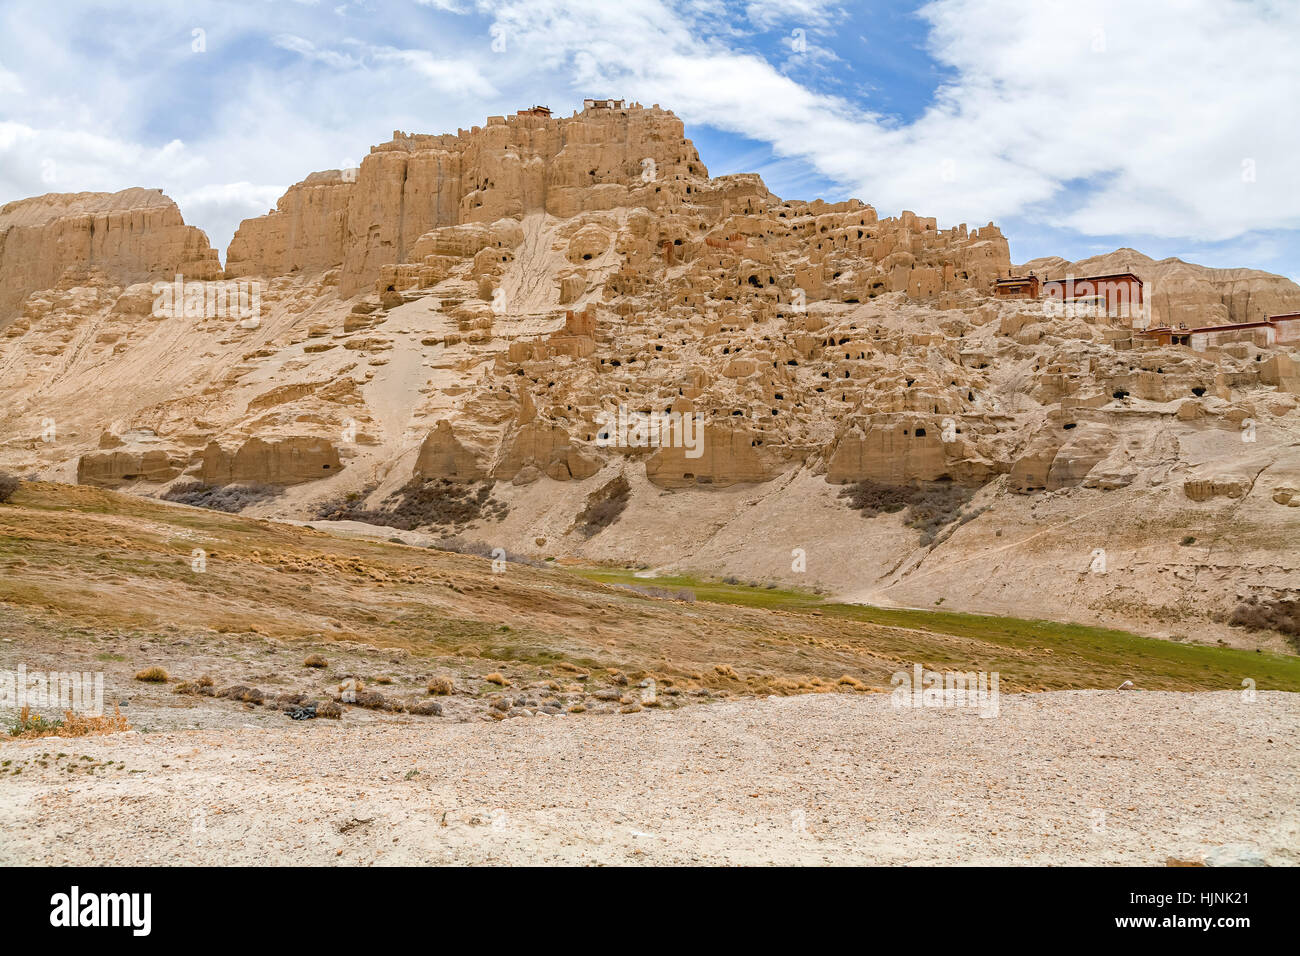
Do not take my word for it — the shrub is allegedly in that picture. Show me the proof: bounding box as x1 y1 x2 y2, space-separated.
134 666 169 683
9 707 61 737
0 473 19 504
1228 596 1300 646
217 684 264 704
314 478 506 531
161 481 282 513
9 705 129 738
575 475 631 537
346 690 394 711
176 674 215 696
427 676 454 696
839 478 978 541
315 700 343 719
60 707 132 737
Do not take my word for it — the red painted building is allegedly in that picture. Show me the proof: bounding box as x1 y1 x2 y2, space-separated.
1269 312 1300 343
1041 272 1144 318
993 275 1040 298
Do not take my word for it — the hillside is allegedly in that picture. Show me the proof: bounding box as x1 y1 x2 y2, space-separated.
1 101 1297 650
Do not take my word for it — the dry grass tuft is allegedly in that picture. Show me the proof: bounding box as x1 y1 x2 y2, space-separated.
8 705 129 739
175 674 216 696
60 707 132 736
134 666 169 683
314 700 343 719
217 685 264 704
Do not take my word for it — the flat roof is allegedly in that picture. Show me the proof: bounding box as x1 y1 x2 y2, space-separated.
1042 272 1144 285
1142 321 1272 334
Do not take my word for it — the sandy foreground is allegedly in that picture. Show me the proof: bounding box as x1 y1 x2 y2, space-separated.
1 689 1296 866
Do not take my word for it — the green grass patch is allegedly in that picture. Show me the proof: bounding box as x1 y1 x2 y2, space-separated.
573 568 822 610
568 566 1300 692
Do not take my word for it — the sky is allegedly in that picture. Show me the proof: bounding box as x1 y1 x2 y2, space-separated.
0 0 1297 279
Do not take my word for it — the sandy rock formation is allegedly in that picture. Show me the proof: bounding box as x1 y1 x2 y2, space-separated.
227 104 704 297
414 421 487 480
0 188 221 326
77 449 183 487
199 437 343 485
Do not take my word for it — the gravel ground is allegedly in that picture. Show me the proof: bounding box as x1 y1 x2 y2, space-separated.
1 690 1296 866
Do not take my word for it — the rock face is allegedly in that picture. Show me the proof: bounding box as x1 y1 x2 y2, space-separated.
77 449 182 487
225 171 353 281
0 188 222 326
0 101 1296 647
199 437 343 485
414 421 487 480
227 105 707 297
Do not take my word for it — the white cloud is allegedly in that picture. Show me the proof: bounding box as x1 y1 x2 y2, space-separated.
478 0 1300 242
273 34 363 68
743 0 843 30
372 48 498 97
0 61 22 95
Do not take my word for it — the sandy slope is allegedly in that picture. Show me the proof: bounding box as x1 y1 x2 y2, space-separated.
1 690 1294 866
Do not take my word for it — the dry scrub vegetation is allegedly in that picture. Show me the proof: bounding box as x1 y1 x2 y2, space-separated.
574 475 631 537
8 705 130 739
838 479 981 545
1228 595 1300 648
0 481 1296 717
313 478 507 531
161 481 282 513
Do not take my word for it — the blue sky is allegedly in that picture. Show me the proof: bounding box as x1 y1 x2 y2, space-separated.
1 0 1297 279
